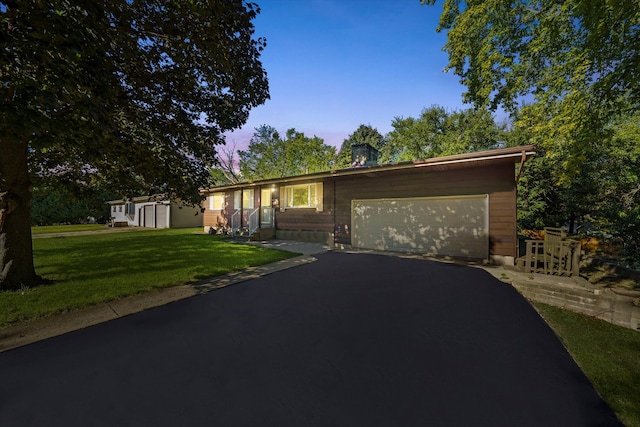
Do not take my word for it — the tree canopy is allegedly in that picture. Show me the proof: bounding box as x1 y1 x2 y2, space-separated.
424 0 640 266
0 1 269 289
238 125 336 181
423 0 639 113
423 0 639 173
335 124 387 169
382 106 504 162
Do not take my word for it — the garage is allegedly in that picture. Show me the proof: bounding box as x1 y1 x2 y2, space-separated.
143 205 155 228
155 204 168 229
351 194 489 259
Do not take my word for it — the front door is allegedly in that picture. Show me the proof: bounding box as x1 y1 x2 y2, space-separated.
261 188 274 227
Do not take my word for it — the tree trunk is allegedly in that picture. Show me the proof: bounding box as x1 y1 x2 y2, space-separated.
0 137 40 290
568 212 576 235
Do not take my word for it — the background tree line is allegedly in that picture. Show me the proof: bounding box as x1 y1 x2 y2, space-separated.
212 100 639 269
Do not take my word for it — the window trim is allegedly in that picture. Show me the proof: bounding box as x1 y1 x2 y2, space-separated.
209 192 225 210
242 189 254 209
234 190 241 210
283 183 318 209
125 202 135 219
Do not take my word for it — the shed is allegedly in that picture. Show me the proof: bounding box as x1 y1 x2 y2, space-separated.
107 195 201 229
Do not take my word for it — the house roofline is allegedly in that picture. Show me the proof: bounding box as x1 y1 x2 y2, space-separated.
201 145 536 193
106 194 168 205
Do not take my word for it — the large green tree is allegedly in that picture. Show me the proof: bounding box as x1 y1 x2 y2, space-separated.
423 0 639 172
425 0 639 266
513 112 640 267
382 105 504 162
238 125 336 181
0 1 269 289
335 124 387 169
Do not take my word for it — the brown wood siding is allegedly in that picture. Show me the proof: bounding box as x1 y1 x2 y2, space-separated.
202 209 227 228
274 179 334 232
202 159 519 258
203 191 234 228
333 162 517 257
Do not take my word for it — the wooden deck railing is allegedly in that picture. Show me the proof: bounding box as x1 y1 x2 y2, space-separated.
520 227 581 276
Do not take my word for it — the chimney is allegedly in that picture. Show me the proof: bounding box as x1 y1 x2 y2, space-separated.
350 143 379 167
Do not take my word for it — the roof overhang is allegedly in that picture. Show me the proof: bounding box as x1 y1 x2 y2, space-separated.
106 194 169 205
201 145 536 193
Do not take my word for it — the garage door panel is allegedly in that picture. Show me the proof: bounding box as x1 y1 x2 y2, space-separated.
352 195 488 259
143 205 154 228
156 205 168 229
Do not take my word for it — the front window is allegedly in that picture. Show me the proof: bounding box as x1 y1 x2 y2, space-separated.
232 189 254 209
285 184 317 208
209 192 225 210
125 202 135 218
243 189 254 209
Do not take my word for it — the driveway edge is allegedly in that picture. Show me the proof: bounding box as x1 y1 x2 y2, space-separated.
0 255 317 353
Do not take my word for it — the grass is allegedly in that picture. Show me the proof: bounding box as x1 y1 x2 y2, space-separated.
0 228 296 327
31 224 106 234
534 302 640 427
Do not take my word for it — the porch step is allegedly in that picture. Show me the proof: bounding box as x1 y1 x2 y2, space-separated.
249 228 275 241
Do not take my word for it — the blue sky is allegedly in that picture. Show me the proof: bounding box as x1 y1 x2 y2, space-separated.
225 0 471 150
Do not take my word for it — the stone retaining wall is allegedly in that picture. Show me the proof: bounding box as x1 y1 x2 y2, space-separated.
511 279 640 331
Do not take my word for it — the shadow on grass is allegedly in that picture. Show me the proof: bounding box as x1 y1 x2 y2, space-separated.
0 230 295 327
34 232 291 284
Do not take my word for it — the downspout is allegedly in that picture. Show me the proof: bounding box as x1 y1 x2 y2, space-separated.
257 185 262 228
514 149 530 260
515 150 528 183
333 178 337 248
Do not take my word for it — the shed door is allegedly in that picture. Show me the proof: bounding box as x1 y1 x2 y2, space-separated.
351 195 489 259
143 205 154 228
155 205 168 229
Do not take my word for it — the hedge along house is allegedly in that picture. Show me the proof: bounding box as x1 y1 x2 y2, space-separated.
202 145 536 265
107 195 202 229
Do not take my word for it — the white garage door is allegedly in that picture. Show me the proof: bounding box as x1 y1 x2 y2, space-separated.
351 195 489 259
155 205 168 229
143 205 154 228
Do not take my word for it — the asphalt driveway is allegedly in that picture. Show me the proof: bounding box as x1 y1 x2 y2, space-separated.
0 252 620 426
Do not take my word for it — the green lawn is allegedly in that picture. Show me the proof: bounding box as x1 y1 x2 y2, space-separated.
0 228 296 327
534 302 640 427
31 224 107 234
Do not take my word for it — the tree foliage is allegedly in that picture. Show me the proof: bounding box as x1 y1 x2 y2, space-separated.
425 0 640 266
31 186 113 226
423 0 639 174
238 125 336 181
382 105 504 162
424 0 639 112
513 112 640 267
335 124 387 169
0 1 269 289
